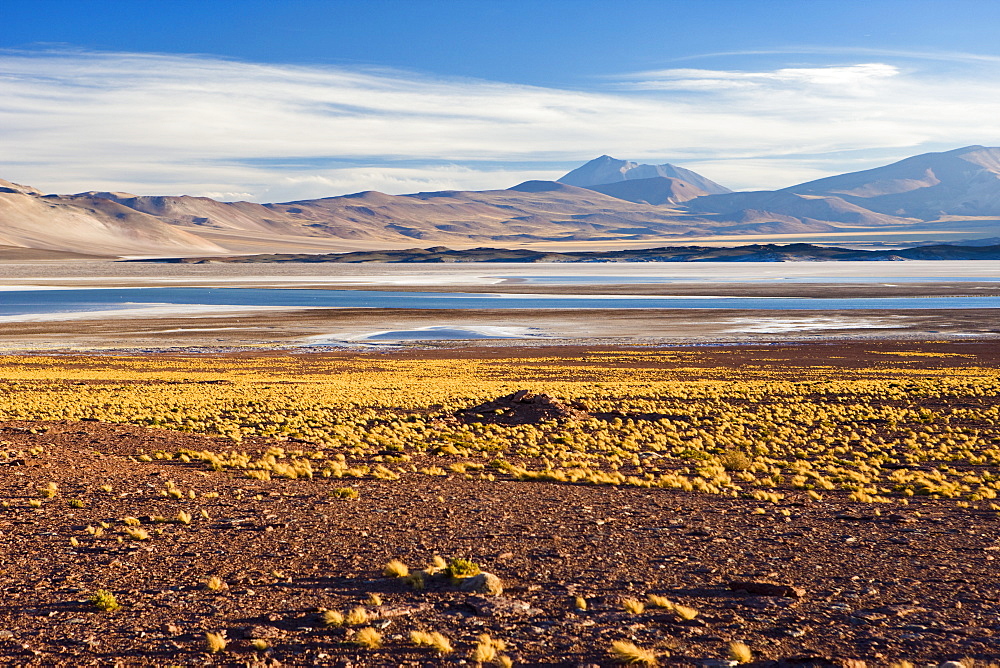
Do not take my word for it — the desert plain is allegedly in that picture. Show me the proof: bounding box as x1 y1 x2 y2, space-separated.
0 257 998 667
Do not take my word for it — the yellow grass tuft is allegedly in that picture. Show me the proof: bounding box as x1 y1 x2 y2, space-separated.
124 526 150 541
383 559 409 578
610 640 658 666
621 597 645 614
728 641 752 663
322 610 345 627
411 630 453 654
205 631 227 653
673 604 699 621
351 627 382 648
646 593 673 609
345 606 370 626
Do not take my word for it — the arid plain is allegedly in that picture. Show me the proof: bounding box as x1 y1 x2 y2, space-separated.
0 255 999 666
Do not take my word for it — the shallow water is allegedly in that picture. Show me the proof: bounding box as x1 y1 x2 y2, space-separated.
2 286 999 318
513 275 1000 285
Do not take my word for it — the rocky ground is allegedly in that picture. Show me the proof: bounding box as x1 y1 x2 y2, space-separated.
1 413 999 667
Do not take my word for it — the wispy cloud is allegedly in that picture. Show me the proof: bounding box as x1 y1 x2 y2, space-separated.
0 49 998 200
667 46 1000 66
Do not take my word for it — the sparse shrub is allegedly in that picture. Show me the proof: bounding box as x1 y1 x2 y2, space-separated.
446 557 481 580
89 589 119 612
251 639 268 651
68 499 84 508
574 596 588 611
332 487 359 499
205 576 226 592
175 510 192 525
367 593 382 606
720 450 752 471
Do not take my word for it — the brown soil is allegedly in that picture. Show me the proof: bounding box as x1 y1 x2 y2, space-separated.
1 343 999 666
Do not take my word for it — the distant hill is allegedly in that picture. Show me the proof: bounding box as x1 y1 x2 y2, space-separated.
557 155 732 195
2 146 999 257
690 145 1000 220
132 243 1000 264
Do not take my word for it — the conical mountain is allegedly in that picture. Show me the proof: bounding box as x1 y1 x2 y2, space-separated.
558 155 732 195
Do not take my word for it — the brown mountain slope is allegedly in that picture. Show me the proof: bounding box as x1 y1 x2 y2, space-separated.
0 191 225 256
580 176 709 205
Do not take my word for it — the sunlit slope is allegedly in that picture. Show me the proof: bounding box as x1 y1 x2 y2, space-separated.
0 190 225 256
2 146 999 257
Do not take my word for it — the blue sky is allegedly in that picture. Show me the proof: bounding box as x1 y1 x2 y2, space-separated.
3 0 1000 200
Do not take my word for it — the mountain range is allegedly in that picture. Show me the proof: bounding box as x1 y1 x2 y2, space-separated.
2 146 999 257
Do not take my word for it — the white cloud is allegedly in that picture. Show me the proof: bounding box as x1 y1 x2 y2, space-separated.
0 49 999 199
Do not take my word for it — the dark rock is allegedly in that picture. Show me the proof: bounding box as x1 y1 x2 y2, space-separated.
456 390 590 425
466 596 542 617
729 581 806 598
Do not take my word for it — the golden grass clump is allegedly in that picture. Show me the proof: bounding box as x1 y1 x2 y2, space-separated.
621 597 645 614
610 640 658 666
411 630 453 654
322 610 345 627
351 627 382 648
205 576 227 592
646 594 672 609
574 596 588 611
673 604 699 621
383 559 410 578
728 641 752 663
205 631 227 653
345 606 370 626
426 555 448 574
